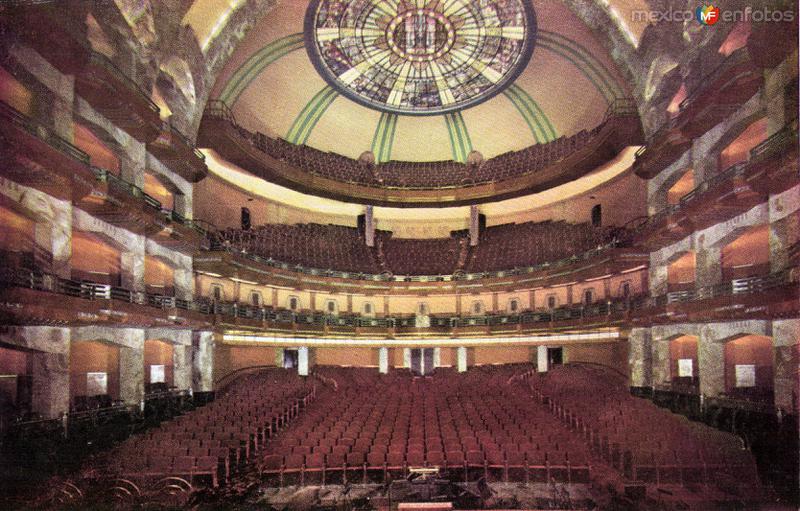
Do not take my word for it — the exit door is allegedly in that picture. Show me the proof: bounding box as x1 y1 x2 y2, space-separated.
410 348 435 375
547 347 563 367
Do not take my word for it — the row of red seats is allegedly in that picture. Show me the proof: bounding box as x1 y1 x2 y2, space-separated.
527 364 760 494
92 370 316 487
258 366 591 486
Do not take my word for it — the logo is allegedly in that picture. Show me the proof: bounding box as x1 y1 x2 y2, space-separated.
696 5 720 25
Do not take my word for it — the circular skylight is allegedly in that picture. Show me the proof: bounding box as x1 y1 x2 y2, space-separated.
305 0 536 116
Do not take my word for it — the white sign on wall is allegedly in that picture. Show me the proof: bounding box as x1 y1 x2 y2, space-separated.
678 358 693 377
735 364 757 388
86 372 108 396
150 365 166 384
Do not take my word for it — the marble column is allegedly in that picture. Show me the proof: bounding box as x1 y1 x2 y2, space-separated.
457 347 468 373
537 345 548 373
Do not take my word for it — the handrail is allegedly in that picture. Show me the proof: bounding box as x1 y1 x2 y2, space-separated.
205 97 638 190
634 123 794 236
0 100 90 164
678 47 752 112
88 51 160 115
1 264 794 329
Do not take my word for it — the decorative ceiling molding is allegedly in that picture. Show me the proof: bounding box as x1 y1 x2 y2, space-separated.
444 112 473 163
219 32 305 105
504 84 557 143
371 112 399 163
285 85 339 145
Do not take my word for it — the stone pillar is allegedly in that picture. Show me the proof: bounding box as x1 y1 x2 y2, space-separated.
628 328 652 388
192 331 214 392
469 205 479 246
537 345 548 373
651 337 671 387
772 319 800 412
174 268 194 301
34 198 72 278
566 285 573 306
492 293 499 313
457 347 468 373
378 347 389 374
347 294 353 313
309 292 316 311
172 344 192 391
769 185 800 273
698 326 726 398
695 246 722 289
31 351 70 418
119 235 146 293
120 143 146 189
365 205 375 247
119 344 145 406
298 347 309 376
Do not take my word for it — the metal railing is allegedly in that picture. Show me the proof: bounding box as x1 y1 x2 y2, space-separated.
2 264 794 330
88 51 160 115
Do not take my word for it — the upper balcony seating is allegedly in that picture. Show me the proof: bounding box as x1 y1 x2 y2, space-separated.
213 220 615 276
466 221 612 273
230 119 605 190
216 223 381 274
378 232 468 276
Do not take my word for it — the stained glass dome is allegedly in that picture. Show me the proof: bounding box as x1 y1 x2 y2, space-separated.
304 0 537 116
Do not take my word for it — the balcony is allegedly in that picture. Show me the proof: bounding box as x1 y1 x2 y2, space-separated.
635 205 693 249
0 267 213 329
147 124 209 183
633 271 799 326
746 122 799 195
632 120 692 180
4 2 90 75
0 101 95 202
676 48 763 139
75 52 162 143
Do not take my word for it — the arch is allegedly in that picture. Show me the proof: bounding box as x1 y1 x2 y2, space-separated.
288 295 300 311
666 168 695 205
667 251 696 293
668 334 699 392
718 117 768 171
508 297 520 313
144 339 174 390
721 224 770 280
471 300 485 315
723 334 774 403
69 340 121 410
583 288 595 305
159 56 197 105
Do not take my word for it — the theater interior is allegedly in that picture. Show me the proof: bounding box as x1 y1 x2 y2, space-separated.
0 1 797 510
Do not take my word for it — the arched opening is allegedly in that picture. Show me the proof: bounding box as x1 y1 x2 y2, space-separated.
719 21 751 56
250 291 262 306
326 299 338 315
718 118 768 170
583 288 594 305
145 255 175 296
724 334 773 403
73 124 120 174
721 225 770 280
144 339 174 393
0 67 33 115
71 231 122 286
591 204 602 227
0 205 37 269
0 345 33 423
666 83 686 118
472 301 484 315
363 302 374 317
508 298 519 313
667 169 694 205
669 335 699 392
143 172 175 211
69 340 120 410
288 296 299 311
667 251 696 292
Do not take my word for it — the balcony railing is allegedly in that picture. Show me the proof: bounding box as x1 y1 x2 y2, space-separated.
87 51 159 115
0 100 90 164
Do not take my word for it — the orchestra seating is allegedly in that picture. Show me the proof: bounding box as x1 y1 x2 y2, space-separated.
528 364 760 496
94 370 315 487
216 223 381 274
259 365 592 486
378 232 469 276
214 221 615 276
232 117 605 189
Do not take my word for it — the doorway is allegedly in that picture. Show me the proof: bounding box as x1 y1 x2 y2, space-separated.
547 347 563 368
283 349 299 369
410 348 435 375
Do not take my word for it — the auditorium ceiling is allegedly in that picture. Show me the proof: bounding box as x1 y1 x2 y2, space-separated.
203 0 642 162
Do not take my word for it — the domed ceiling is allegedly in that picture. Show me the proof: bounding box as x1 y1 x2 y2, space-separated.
210 0 634 163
